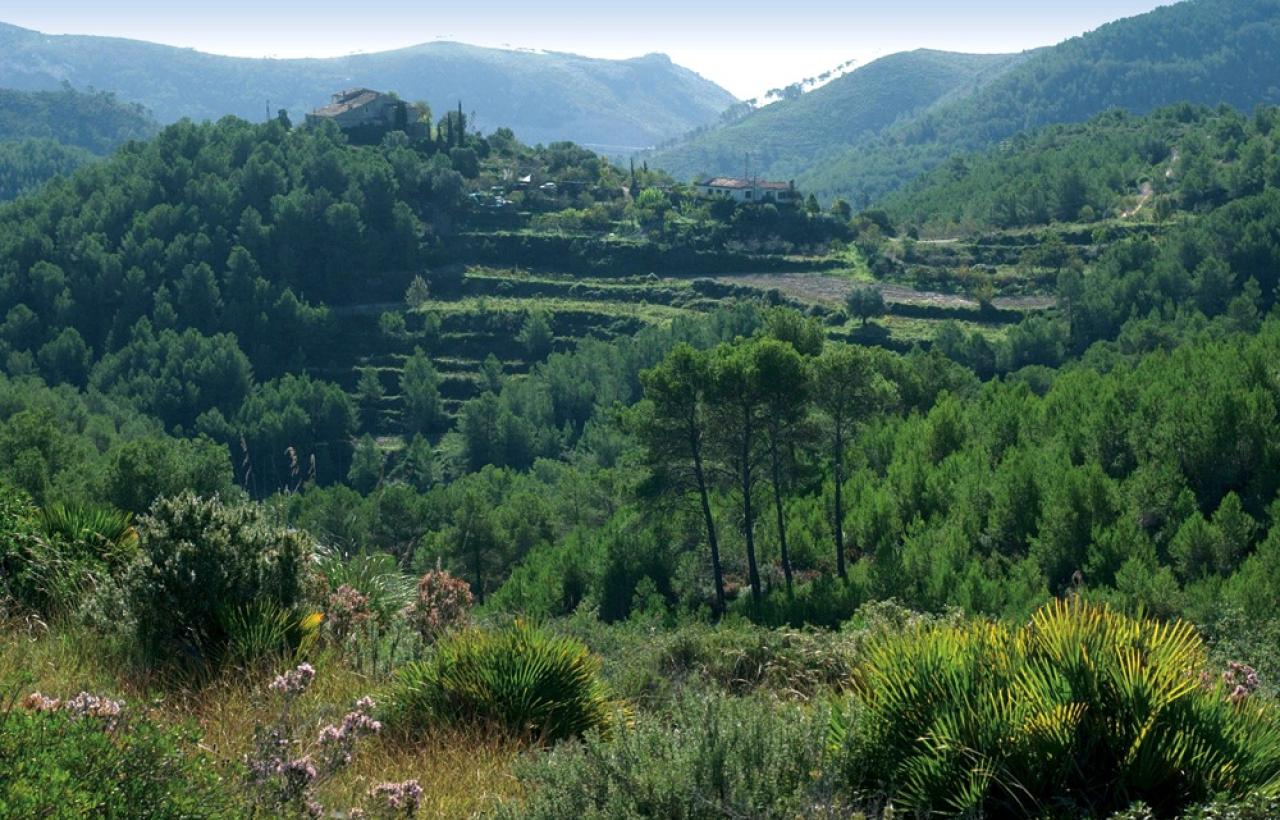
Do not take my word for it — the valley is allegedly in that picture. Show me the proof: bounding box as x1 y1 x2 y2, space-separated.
4 1 1280 817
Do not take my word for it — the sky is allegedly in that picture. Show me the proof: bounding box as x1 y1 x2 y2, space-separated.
3 1 1173 100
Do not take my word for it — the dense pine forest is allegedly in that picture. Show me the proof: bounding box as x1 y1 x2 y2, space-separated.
6 1 1280 816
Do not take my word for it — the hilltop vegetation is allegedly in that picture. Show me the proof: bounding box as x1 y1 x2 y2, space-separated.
649 49 1022 184
0 85 156 153
798 0 1280 202
0 85 158 201
0 111 853 501
0 23 735 149
883 103 1280 233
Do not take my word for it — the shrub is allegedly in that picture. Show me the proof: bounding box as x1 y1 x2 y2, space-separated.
500 691 836 819
324 584 373 645
0 697 231 817
386 623 616 743
0 483 48 612
317 550 414 625
832 597 1280 817
128 493 314 667
402 569 473 641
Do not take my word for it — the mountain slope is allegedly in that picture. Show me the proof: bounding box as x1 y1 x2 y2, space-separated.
0 24 736 150
0 85 158 201
0 85 156 153
881 104 1277 231
648 50 1023 184
800 0 1280 203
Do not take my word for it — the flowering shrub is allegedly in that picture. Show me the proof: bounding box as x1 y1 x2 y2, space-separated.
1224 661 1262 704
325 583 373 645
268 662 317 696
402 570 473 641
370 779 424 817
22 690 126 730
246 663 381 817
128 493 314 667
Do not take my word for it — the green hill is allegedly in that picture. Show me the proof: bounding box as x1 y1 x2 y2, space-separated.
800 0 1280 203
0 85 158 201
881 103 1278 233
648 50 1023 185
0 85 156 153
0 23 736 151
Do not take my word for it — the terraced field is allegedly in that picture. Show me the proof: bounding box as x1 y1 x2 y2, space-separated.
311 218 1174 436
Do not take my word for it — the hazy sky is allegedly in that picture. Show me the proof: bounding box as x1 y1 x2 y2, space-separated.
5 1 1173 99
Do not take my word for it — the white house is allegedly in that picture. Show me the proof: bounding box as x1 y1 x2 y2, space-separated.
694 176 799 204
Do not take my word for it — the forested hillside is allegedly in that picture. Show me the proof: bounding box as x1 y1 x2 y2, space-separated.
648 50 1023 184
0 111 854 501
0 23 736 150
0 85 158 200
6 17 1280 814
0 85 156 152
799 0 1280 202
882 103 1280 232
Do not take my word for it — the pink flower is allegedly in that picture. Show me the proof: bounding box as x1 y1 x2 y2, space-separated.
269 663 317 696
279 756 318 787
23 691 124 729
403 570 473 640
371 779 423 815
325 584 372 642
1222 661 1261 704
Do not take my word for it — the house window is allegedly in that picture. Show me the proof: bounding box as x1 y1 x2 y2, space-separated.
745 190 753 199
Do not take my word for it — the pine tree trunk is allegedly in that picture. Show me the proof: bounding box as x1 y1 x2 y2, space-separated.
770 436 793 595
833 423 848 581
692 443 726 614
742 413 761 603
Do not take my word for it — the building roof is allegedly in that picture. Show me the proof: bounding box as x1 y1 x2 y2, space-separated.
310 89 386 118
698 176 794 191
700 177 752 189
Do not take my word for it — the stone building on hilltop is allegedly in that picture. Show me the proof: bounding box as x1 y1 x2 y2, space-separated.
306 89 422 142
694 176 799 205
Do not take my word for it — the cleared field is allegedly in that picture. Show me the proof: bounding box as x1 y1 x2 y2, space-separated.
711 271 1056 311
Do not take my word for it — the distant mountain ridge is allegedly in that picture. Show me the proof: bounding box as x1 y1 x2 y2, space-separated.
0 23 737 150
797 0 1280 202
649 49 1026 185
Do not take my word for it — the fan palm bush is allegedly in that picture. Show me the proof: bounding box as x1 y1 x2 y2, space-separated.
386 622 618 743
36 502 139 568
315 549 414 623
832 597 1280 817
